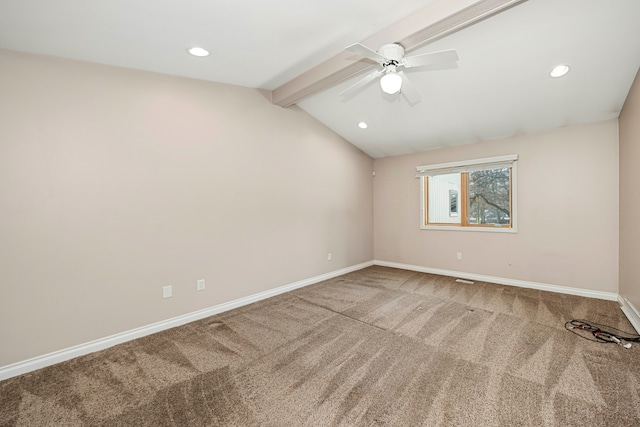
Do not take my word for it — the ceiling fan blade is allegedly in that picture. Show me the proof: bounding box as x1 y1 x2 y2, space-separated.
345 43 386 62
398 71 421 105
403 49 459 69
340 68 383 98
411 61 458 72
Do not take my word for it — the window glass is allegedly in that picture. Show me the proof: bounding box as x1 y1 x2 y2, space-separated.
427 173 461 224
467 168 510 225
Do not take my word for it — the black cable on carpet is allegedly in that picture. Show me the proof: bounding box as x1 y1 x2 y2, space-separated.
565 319 640 348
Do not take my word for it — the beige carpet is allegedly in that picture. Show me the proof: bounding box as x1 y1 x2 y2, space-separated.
1 266 639 426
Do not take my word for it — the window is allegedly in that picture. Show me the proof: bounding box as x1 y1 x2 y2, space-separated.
449 189 458 216
417 155 517 231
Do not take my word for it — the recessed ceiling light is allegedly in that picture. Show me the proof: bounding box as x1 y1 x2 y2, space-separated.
187 47 210 57
358 122 368 129
550 64 570 78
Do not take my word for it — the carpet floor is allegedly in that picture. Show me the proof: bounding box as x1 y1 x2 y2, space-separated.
1 266 639 426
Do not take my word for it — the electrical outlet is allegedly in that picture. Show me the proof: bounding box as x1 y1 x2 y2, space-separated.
457 252 463 260
197 279 205 291
327 253 332 261
162 285 172 299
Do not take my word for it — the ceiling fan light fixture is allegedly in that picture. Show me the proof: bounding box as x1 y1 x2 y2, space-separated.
187 46 210 57
550 64 570 78
380 71 402 94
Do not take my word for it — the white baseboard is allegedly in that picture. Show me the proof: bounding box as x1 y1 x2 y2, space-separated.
618 295 640 334
0 261 374 382
373 260 619 301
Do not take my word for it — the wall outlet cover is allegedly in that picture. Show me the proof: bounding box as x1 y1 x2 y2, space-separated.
162 285 172 299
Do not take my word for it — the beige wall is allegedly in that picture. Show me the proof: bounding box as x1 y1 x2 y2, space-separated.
374 120 619 293
619 69 640 309
0 50 373 367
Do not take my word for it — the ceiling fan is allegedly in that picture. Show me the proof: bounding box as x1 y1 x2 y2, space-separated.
340 43 459 104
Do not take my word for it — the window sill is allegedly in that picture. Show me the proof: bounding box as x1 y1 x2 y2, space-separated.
420 225 517 233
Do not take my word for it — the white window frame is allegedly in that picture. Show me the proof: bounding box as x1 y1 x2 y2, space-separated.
417 155 518 233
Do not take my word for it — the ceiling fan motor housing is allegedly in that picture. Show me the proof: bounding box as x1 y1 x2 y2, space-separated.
378 43 405 62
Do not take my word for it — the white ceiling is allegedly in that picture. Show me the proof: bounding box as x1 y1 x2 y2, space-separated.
1 0 639 158
299 0 640 157
0 0 437 89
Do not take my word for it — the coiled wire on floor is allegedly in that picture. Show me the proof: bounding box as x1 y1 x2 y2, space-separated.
565 319 640 348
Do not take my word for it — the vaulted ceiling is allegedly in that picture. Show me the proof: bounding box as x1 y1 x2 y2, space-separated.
1 0 639 157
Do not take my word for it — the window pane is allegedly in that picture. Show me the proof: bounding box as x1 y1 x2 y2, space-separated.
467 168 510 225
428 173 461 224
